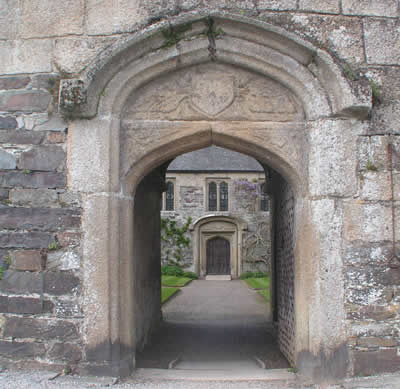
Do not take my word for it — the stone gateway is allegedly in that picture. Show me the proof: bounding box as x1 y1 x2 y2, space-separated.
0 1 399 382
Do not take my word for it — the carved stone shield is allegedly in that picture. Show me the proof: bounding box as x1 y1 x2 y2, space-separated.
190 74 235 117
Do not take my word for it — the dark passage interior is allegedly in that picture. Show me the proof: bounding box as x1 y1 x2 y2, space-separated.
133 146 295 370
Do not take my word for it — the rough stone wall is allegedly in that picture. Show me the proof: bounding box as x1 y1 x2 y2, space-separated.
0 75 83 366
161 172 271 273
0 0 399 377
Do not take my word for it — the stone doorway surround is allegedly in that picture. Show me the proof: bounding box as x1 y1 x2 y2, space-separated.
63 12 371 379
190 215 247 279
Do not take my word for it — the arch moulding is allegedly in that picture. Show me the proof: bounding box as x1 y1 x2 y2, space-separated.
65 12 372 379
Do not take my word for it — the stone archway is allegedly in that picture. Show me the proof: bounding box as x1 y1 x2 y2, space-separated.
65 13 371 379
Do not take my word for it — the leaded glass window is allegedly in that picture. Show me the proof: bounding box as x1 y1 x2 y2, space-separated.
165 181 174 211
208 182 217 211
220 181 228 211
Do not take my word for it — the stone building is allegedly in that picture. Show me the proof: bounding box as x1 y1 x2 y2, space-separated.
0 0 399 381
161 145 271 277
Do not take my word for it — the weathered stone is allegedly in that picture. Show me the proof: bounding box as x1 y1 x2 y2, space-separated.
260 13 364 64
9 189 58 207
0 116 17 129
18 145 65 172
357 337 398 348
344 243 394 266
4 317 79 341
0 91 51 113
343 0 398 17
58 192 82 208
31 74 59 90
47 251 80 271
20 0 84 38
0 150 17 170
360 171 392 201
0 130 45 145
87 0 148 35
344 201 392 242
34 115 67 132
10 250 44 271
54 37 116 74
0 189 8 200
0 341 45 359
0 76 31 90
54 299 82 318
0 208 81 232
256 0 296 10
298 0 339 13
351 322 396 337
46 132 66 144
0 232 55 249
22 113 49 130
364 18 400 65
204 0 256 10
0 296 53 314
0 271 42 294
0 171 66 189
44 272 80 296
48 343 82 362
56 232 81 248
346 287 388 306
354 305 397 321
353 349 400 375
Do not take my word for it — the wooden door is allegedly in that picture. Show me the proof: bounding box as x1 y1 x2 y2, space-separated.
206 237 230 275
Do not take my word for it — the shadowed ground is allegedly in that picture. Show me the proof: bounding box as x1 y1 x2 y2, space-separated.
136 280 289 370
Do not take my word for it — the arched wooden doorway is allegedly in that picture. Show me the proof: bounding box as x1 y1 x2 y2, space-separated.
206 237 231 275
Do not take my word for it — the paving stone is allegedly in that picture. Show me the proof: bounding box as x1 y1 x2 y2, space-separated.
0 232 55 249
343 0 398 17
0 91 51 112
364 18 400 65
9 189 58 207
10 250 44 271
0 149 17 169
0 116 17 129
0 207 81 231
44 272 81 296
0 171 66 189
0 129 45 145
0 341 45 359
0 76 31 90
48 343 82 362
18 145 65 171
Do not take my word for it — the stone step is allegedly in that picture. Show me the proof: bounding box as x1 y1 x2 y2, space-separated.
205 275 231 281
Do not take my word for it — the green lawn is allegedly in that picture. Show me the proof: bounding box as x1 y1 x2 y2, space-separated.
244 277 270 290
161 275 192 287
161 287 180 304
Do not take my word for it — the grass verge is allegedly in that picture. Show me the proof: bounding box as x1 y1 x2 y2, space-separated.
161 275 192 287
257 288 270 302
161 287 180 304
244 276 270 290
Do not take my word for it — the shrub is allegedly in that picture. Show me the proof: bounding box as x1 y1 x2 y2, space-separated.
239 271 254 280
183 271 198 279
161 265 184 277
254 271 266 278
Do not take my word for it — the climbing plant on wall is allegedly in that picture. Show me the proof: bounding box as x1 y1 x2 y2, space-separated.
161 217 192 267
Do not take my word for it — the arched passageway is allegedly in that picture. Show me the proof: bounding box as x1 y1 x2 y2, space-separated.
66 13 370 379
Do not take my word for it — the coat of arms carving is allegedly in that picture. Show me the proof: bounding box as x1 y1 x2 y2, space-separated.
190 74 235 117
